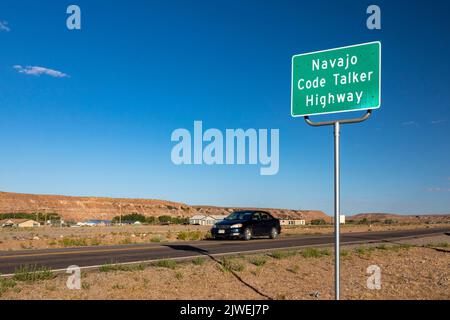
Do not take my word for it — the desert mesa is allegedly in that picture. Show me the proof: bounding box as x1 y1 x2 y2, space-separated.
0 191 328 222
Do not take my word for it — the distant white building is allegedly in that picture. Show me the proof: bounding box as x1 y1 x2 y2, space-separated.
0 219 40 228
331 215 346 224
189 215 226 226
189 215 205 225
76 220 111 227
280 219 306 226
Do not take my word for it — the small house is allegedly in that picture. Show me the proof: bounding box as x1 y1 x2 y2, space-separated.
189 215 226 226
279 219 306 226
77 219 111 227
0 219 40 228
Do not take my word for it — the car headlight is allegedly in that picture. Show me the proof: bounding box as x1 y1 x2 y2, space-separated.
230 223 243 228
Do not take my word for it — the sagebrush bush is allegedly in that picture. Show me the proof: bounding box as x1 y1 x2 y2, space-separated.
220 257 245 272
100 263 145 272
269 250 296 259
177 230 205 241
0 277 17 295
192 257 205 265
59 237 88 247
301 248 330 258
249 256 267 266
155 259 177 269
13 265 54 282
354 246 375 255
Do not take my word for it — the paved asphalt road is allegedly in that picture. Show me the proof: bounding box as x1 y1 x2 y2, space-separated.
0 227 448 275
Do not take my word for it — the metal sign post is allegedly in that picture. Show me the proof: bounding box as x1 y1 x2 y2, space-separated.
334 121 340 300
292 41 381 300
304 111 372 300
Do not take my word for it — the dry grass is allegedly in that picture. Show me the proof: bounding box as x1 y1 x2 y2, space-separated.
0 223 448 251
99 263 146 273
0 224 212 251
280 222 450 237
154 259 178 270
13 265 54 282
1 236 449 300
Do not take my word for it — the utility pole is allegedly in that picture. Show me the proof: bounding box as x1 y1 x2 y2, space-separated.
119 203 122 226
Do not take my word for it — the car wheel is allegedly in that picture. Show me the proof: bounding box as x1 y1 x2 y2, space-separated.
243 228 252 241
269 227 278 239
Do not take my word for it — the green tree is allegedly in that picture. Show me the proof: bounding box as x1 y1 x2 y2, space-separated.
171 216 189 224
359 218 370 225
310 219 326 225
145 216 157 224
158 215 172 224
112 213 146 223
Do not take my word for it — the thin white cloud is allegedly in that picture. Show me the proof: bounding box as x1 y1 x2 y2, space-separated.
0 20 10 32
13 65 69 78
430 119 447 125
426 187 450 192
401 121 417 126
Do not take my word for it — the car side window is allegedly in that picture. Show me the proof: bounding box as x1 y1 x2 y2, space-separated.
252 213 261 221
260 213 271 220
243 213 253 220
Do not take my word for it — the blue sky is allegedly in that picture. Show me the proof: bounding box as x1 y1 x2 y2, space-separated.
0 0 449 215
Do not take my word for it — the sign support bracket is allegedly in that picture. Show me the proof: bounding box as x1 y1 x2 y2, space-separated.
304 109 372 127
303 109 372 300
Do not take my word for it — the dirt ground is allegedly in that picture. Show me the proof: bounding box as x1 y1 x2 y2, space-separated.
0 234 448 300
0 222 448 251
280 222 450 237
0 224 210 250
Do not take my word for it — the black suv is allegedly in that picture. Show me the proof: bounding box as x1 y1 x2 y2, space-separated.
211 210 281 240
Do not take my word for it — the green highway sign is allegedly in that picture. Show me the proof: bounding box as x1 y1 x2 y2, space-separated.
291 41 381 117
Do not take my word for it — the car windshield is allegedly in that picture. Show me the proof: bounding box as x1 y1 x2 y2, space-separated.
224 211 253 221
